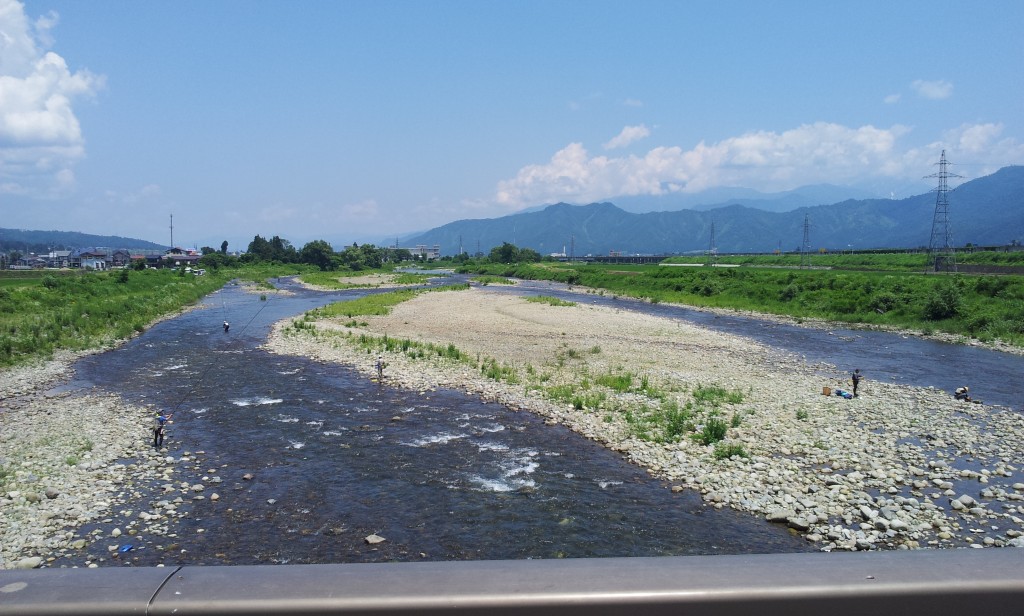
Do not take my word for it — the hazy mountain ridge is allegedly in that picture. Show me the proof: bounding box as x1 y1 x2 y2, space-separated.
403 166 1024 255
0 228 166 253
614 183 881 214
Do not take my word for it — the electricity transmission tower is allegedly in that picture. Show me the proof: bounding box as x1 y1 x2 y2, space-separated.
706 221 717 266
927 150 962 272
800 214 811 268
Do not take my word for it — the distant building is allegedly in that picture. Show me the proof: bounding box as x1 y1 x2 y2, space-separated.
46 250 72 268
77 250 108 270
160 247 202 268
110 249 132 268
405 244 441 260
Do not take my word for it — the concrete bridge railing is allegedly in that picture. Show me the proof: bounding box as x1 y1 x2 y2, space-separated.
2 549 1023 616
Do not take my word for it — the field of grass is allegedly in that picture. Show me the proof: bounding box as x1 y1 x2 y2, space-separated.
459 258 1024 348
664 250 1024 271
0 264 302 368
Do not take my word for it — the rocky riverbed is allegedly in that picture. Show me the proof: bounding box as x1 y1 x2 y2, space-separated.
0 354 238 570
265 286 1024 552
4 284 1023 570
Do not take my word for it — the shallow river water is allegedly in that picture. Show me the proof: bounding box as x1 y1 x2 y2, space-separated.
61 279 814 566
56 275 1024 566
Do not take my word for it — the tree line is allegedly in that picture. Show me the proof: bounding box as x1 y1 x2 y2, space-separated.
195 238 548 272
195 236 415 272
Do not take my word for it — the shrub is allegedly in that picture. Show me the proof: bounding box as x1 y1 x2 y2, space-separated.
779 283 800 302
713 442 748 460
868 291 899 314
923 282 962 320
662 402 692 440
695 417 728 445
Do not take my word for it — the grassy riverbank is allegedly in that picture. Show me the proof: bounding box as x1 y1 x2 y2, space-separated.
663 251 1024 272
458 262 1024 349
0 264 305 368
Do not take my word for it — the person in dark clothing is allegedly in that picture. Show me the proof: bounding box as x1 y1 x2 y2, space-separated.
223 321 230 333
153 412 171 448
851 369 862 397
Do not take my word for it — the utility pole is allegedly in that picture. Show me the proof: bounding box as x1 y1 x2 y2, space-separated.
800 214 811 268
169 213 174 249
459 234 463 255
927 150 962 272
706 221 717 266
570 234 575 262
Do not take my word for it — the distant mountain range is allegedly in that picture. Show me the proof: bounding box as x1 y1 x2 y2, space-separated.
0 228 165 254
611 183 881 214
403 166 1024 255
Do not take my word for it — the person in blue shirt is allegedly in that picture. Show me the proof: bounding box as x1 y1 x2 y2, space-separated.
153 412 172 448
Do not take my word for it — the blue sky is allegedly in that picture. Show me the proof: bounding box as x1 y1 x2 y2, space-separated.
2 0 1022 250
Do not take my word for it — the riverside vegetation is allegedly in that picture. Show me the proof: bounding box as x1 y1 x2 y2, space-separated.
0 264 311 368
458 258 1024 349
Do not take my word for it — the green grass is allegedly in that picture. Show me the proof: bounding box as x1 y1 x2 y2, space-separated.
0 264 308 368
595 372 632 392
305 284 469 320
713 442 748 460
299 268 439 289
459 259 1024 349
692 385 745 406
525 295 577 307
471 275 516 285
695 417 729 445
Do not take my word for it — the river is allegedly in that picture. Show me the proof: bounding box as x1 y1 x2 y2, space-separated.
55 274 1022 566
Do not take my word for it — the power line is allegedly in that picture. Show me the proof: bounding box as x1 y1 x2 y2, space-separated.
800 214 811 268
926 150 962 272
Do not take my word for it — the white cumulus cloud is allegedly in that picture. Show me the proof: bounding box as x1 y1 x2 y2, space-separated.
911 79 953 100
495 121 1024 208
603 124 650 150
0 0 104 197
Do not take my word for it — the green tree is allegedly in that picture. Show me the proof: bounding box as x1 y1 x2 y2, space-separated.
300 240 335 271
518 247 542 263
489 242 520 263
247 235 273 261
220 240 228 254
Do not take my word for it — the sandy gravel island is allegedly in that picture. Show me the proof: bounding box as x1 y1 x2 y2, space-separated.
265 286 1024 552
296 272 424 291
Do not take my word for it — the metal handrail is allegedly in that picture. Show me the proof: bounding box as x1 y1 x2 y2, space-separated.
2 550 1023 616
